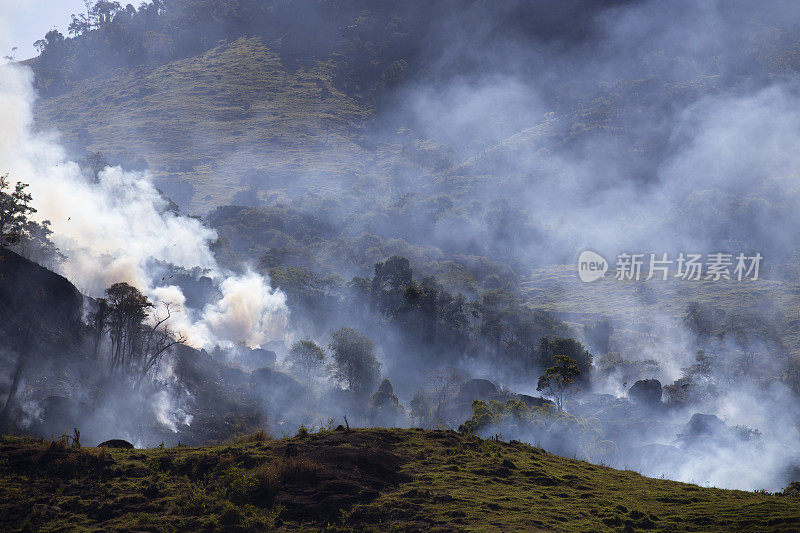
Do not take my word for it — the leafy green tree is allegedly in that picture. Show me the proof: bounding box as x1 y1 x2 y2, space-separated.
328 327 381 396
537 355 581 411
371 256 413 315
91 1 122 25
539 337 593 381
286 340 326 387
0 175 36 248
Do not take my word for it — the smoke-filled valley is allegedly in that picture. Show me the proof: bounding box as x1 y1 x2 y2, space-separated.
4 1 800 530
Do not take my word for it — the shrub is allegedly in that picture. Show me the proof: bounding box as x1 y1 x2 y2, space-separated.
458 399 616 463
48 437 69 452
782 481 800 497
228 429 272 445
224 457 320 505
219 503 242 525
87 448 112 463
174 485 211 516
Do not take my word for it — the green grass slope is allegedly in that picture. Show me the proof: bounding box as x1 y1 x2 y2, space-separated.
521 264 800 359
33 37 373 212
2 428 799 532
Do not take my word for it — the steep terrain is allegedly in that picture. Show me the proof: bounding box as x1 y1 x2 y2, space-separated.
520 264 800 359
13 3 800 518
33 37 374 212
1 428 799 532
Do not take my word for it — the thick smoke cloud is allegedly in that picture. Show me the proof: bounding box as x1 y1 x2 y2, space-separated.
379 0 800 491
0 64 288 351
0 63 288 444
394 1 800 265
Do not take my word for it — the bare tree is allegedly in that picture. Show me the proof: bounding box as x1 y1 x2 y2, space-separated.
410 368 462 428
427 368 462 427
96 282 184 387
135 301 185 388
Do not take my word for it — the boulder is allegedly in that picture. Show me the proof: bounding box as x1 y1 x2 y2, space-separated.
458 379 498 404
684 413 728 437
517 394 555 409
628 379 662 406
97 439 134 449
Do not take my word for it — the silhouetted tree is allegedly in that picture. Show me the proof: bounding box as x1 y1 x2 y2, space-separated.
537 354 581 411
328 327 380 395
85 152 109 181
287 340 326 387
369 378 405 425
99 282 184 385
684 302 717 339
0 175 36 248
92 1 123 25
371 255 413 315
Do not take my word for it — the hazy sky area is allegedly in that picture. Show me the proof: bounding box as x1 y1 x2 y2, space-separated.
0 0 86 61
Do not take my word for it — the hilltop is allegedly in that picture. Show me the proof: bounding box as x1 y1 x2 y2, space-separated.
33 36 374 212
2 427 800 532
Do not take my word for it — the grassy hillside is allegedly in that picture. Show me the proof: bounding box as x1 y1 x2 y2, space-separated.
520 265 800 360
2 428 800 532
33 37 374 212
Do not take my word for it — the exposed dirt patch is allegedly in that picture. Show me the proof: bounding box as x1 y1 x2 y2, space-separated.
274 431 411 521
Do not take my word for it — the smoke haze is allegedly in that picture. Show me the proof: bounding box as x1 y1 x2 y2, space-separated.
4 0 800 493
0 65 287 351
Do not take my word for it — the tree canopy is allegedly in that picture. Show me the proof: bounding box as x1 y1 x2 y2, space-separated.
328 327 381 396
0 175 36 248
286 339 326 386
537 354 581 411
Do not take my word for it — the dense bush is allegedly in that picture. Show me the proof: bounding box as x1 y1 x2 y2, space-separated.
459 399 617 463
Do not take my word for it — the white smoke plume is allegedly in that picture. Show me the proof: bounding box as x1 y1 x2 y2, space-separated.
0 64 288 350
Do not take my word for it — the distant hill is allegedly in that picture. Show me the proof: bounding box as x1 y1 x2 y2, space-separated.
33 37 373 213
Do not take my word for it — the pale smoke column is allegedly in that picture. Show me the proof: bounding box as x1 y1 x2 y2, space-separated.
0 63 288 350
199 272 288 348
